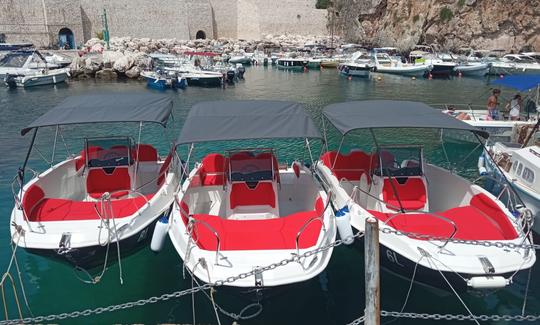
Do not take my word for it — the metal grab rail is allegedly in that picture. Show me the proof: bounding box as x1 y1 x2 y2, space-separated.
383 212 458 250
341 179 402 212
187 217 221 266
295 191 332 257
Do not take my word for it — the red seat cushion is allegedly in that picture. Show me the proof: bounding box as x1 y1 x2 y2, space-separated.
230 182 275 209
22 184 45 219
320 150 375 181
187 197 324 250
86 168 131 199
382 178 426 211
200 153 228 186
132 144 158 162
26 195 153 222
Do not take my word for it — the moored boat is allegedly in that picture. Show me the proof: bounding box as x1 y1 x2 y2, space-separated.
454 62 491 77
10 93 180 269
277 58 307 71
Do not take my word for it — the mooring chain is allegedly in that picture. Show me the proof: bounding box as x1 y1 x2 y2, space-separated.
345 315 366 325
380 310 540 322
0 232 364 325
380 228 540 250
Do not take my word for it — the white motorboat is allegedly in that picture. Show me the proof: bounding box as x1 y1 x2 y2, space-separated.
228 53 251 65
338 51 373 78
373 52 431 77
409 45 457 78
0 50 61 79
316 100 535 292
454 62 491 77
5 68 69 88
166 100 337 292
490 54 540 76
10 93 180 269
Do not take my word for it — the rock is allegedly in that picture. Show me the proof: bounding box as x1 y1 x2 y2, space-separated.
113 54 135 73
102 51 124 68
125 66 141 78
83 56 103 75
95 68 118 80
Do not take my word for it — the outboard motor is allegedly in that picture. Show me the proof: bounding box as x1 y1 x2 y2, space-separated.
226 70 236 83
4 73 17 88
237 65 246 79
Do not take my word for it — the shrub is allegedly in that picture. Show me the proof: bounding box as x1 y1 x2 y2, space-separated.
316 0 330 9
95 31 104 40
439 7 454 22
413 14 420 23
458 0 466 7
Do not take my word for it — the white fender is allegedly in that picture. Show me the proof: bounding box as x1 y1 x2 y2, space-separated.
467 276 508 289
478 155 487 175
335 205 354 245
150 215 169 252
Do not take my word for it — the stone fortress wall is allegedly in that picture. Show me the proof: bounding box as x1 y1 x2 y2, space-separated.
0 0 327 48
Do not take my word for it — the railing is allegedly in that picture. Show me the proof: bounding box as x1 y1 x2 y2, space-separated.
187 217 221 266
295 191 333 259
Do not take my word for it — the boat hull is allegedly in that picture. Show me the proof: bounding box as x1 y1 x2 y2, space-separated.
339 64 371 77
24 217 160 269
429 63 456 78
186 76 222 87
374 65 429 77
12 71 68 87
454 63 490 77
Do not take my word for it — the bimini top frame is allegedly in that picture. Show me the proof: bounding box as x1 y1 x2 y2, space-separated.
323 100 489 138
176 100 322 144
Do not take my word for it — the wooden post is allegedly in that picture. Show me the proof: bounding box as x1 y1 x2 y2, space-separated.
365 217 380 325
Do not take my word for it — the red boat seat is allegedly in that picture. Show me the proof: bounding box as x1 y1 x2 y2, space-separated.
86 167 131 199
132 144 158 162
382 178 426 211
75 146 103 171
369 194 518 241
184 197 325 250
320 150 375 181
199 153 228 186
230 182 276 209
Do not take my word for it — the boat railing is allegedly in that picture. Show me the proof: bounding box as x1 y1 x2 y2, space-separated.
347 182 458 249
12 168 41 232
295 191 332 260
187 217 221 266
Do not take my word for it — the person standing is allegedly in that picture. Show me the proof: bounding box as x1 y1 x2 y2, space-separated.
506 94 522 121
487 88 501 120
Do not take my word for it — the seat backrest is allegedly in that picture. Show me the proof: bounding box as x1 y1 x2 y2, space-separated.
86 167 131 197
22 184 45 218
321 150 374 181
200 153 227 186
382 178 426 202
133 144 158 162
230 182 276 209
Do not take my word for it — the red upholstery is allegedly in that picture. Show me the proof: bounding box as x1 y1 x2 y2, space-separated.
86 168 131 199
230 182 276 209
470 193 518 239
25 195 153 222
186 197 324 250
75 146 103 171
320 150 375 181
255 152 280 182
200 153 228 186
370 199 518 241
22 184 45 219
382 178 426 211
157 147 176 187
132 144 158 162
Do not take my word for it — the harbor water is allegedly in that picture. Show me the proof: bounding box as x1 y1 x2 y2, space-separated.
0 67 538 324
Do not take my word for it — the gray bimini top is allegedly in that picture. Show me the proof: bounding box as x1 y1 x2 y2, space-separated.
21 93 173 135
323 100 489 138
177 100 322 144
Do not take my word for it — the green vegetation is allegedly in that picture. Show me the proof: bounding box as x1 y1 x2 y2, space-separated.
413 14 420 23
458 0 465 7
316 0 330 9
439 7 454 22
95 31 104 40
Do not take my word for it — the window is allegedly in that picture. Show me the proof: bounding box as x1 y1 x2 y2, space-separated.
522 167 535 183
516 162 523 176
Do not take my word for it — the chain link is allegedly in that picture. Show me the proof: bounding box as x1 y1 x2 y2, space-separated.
381 227 540 250
381 310 540 322
345 315 366 325
0 232 363 325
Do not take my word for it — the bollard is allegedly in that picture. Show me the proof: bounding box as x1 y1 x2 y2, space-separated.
365 217 380 325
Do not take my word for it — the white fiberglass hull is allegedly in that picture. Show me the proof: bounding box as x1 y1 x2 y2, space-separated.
454 63 490 76
374 64 430 77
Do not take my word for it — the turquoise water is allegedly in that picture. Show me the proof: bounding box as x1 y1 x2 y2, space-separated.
0 68 538 324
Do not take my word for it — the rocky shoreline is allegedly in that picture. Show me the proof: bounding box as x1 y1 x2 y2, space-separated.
69 34 342 80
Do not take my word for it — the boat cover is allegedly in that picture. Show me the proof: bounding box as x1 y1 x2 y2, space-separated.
21 93 173 135
491 75 540 92
323 100 489 138
177 100 322 144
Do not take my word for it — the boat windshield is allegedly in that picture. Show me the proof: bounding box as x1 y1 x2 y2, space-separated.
0 52 30 68
85 136 133 168
228 149 275 183
374 145 423 177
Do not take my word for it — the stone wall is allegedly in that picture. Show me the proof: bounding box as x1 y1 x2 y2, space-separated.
208 0 238 39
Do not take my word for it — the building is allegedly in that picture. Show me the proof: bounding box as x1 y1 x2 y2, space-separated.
0 0 327 49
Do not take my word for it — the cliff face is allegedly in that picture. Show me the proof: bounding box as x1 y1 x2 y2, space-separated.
329 0 540 51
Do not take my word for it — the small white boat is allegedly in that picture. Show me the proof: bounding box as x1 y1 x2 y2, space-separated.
229 54 251 65
5 68 69 88
10 93 180 269
490 55 540 76
373 52 431 77
167 100 337 293
338 51 373 78
0 50 61 79
454 62 491 77
317 100 535 292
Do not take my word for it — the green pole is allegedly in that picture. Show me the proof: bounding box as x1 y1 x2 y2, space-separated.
102 8 110 49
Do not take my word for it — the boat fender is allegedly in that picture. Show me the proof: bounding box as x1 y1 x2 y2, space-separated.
477 155 487 176
150 214 169 253
335 205 354 245
292 161 301 178
467 276 508 289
